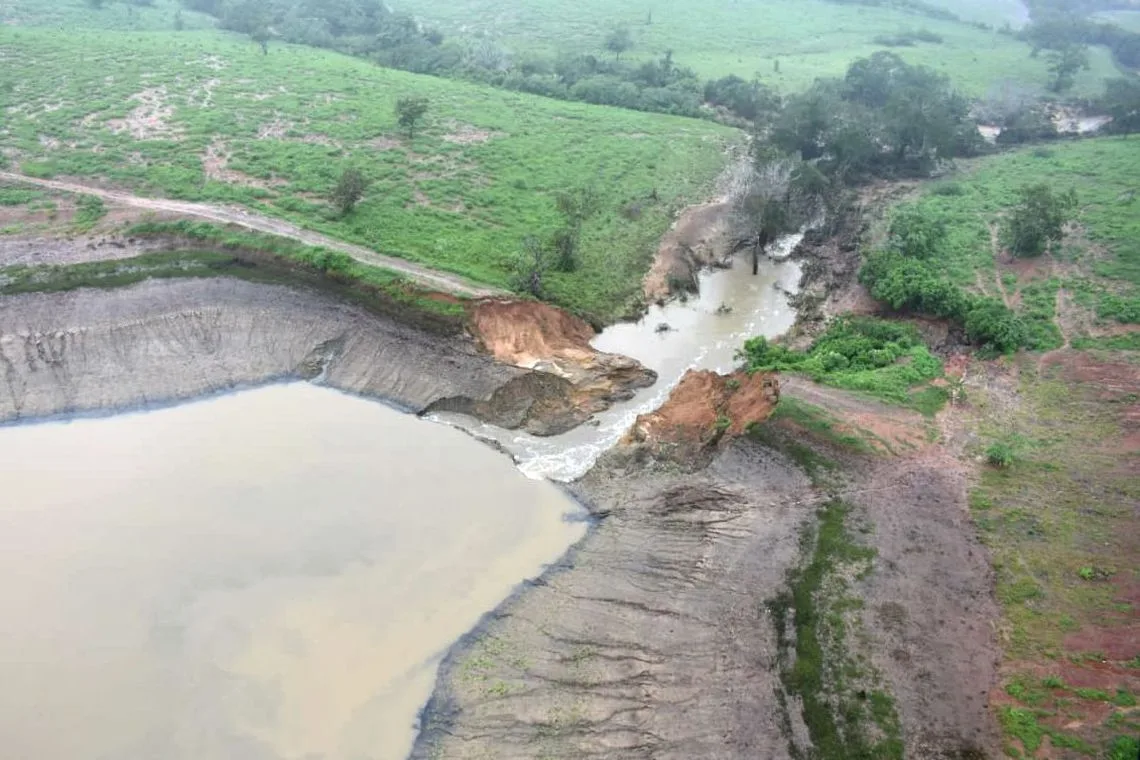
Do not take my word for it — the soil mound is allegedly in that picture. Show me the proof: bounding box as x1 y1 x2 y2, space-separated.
625 368 779 459
466 300 657 432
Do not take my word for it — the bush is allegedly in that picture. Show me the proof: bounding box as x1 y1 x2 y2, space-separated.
986 442 1015 468
965 299 1029 353
740 317 946 413
1003 184 1078 258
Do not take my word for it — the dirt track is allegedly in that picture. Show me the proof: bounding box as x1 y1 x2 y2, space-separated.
0 171 505 298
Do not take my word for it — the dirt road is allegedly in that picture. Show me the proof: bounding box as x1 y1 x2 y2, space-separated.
0 171 506 299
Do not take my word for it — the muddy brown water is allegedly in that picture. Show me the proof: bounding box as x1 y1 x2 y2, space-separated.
432 246 803 481
0 383 585 760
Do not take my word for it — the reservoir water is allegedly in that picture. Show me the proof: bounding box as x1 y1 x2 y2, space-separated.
0 383 585 760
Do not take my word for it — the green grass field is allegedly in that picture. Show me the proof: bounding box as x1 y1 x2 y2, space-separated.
392 0 1115 95
881 138 1140 346
1093 9 1140 33
0 26 738 321
0 0 216 31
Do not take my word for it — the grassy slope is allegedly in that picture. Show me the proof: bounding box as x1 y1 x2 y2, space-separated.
874 139 1140 756
0 0 216 30
0 27 738 321
393 0 1116 95
887 138 1140 347
1093 9 1140 33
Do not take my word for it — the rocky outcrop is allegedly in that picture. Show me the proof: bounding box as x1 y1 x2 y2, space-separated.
462 299 658 434
0 278 601 433
624 369 779 461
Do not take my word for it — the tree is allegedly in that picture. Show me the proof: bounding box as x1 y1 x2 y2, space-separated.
735 150 826 274
550 187 600 272
251 26 271 55
1045 44 1089 93
512 235 553 298
605 26 633 61
330 167 368 217
1003 184 1078 258
395 96 430 139
1103 77 1140 136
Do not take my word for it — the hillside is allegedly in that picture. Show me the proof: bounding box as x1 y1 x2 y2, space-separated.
392 0 1117 95
0 26 739 320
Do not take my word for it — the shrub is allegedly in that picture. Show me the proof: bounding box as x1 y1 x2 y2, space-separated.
1003 183 1078 258
965 299 1029 353
986 442 1015 469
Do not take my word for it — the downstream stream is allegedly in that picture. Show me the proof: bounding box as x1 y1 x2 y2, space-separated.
433 238 804 481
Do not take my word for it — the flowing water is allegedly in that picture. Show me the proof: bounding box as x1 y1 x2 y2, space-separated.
431 243 803 481
0 384 585 760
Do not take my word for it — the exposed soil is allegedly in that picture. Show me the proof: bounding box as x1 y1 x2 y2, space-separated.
624 368 779 460
0 171 505 297
414 438 819 760
440 122 503 144
0 278 591 436
415 379 1002 758
105 87 182 141
846 447 1003 757
455 300 658 433
202 139 286 189
643 198 736 302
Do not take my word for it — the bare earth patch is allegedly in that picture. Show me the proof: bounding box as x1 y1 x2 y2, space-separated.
257 116 293 140
106 87 182 141
368 136 403 151
440 121 503 145
202 139 284 190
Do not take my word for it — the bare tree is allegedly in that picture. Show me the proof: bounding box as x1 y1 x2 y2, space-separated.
734 153 826 274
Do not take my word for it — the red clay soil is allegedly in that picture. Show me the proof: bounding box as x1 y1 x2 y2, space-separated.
468 299 657 421
624 369 779 456
469 299 598 368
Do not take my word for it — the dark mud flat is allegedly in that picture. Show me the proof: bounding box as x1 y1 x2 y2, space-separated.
414 429 1002 759
414 439 817 760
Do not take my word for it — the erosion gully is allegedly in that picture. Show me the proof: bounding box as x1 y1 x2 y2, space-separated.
433 235 804 482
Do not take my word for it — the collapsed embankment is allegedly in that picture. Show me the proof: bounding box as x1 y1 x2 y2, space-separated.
0 276 647 435
0 229 655 433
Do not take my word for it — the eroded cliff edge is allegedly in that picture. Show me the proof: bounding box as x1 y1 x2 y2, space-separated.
0 277 584 430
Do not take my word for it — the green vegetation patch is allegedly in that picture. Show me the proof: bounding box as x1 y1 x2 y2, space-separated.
0 26 737 322
969 359 1140 753
742 317 947 415
769 499 902 760
0 186 45 206
391 0 1112 95
881 139 1140 333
